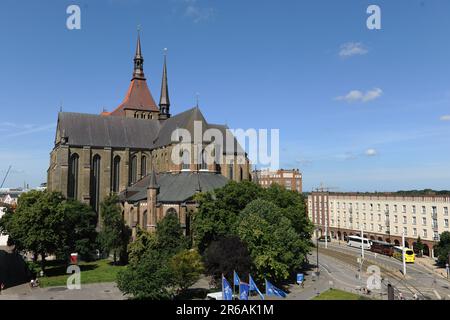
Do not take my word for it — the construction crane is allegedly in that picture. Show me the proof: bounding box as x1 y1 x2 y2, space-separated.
314 182 339 193
1 165 12 189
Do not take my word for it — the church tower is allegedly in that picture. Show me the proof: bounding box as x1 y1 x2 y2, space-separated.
159 50 171 120
109 32 160 119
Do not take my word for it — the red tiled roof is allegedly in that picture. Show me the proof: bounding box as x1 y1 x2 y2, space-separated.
110 79 159 116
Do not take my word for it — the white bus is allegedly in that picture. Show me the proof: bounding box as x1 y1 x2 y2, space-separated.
347 236 371 250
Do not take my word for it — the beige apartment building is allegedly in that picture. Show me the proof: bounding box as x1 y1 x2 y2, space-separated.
308 192 450 257
253 169 302 193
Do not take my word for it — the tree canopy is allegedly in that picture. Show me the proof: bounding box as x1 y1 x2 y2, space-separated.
193 181 313 283
117 213 189 299
0 190 98 271
435 231 450 266
98 194 131 264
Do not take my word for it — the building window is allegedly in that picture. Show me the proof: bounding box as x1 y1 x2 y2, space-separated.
403 227 407 235
228 164 233 179
445 219 449 228
412 216 416 225
403 216 407 224
394 215 398 223
166 208 178 219
402 205 406 213
412 205 416 214
200 149 208 170
68 153 79 200
422 217 427 225
240 167 243 181
141 155 147 177
444 207 449 216
413 228 417 236
90 155 101 212
422 206 426 214
395 226 398 234
423 229 428 238
181 151 190 170
130 155 138 185
112 155 121 193
394 205 397 212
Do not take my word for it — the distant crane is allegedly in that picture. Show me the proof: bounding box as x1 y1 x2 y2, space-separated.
314 182 339 193
1 165 12 189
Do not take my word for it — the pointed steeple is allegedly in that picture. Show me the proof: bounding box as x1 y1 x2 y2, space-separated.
148 170 159 190
132 30 145 80
159 49 171 120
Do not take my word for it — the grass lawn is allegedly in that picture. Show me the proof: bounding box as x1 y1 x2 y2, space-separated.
313 289 370 300
39 259 125 288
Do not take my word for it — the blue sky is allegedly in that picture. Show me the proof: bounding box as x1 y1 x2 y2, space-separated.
0 0 449 192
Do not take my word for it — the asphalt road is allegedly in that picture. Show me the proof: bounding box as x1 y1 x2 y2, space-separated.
315 242 450 300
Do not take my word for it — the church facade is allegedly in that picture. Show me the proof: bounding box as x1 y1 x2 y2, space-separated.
47 35 251 234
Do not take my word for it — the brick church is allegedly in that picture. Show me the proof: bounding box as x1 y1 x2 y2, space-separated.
47 34 251 235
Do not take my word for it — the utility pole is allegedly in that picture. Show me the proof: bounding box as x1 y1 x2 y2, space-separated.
402 231 406 276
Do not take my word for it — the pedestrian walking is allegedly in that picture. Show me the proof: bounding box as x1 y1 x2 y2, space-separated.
0 282 4 294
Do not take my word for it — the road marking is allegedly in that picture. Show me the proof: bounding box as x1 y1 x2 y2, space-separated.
433 289 442 300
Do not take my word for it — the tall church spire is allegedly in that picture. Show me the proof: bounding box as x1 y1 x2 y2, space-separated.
132 30 145 80
159 48 171 119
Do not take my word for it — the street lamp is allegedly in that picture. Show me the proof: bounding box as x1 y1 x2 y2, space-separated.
316 226 320 277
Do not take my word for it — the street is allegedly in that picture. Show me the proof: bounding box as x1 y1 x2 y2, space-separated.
314 241 450 300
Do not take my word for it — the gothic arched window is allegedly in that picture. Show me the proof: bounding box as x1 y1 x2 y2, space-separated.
90 155 101 212
181 151 190 171
112 156 121 193
240 167 244 181
200 149 208 170
228 164 233 180
166 208 178 219
68 153 79 200
130 155 137 185
141 155 147 177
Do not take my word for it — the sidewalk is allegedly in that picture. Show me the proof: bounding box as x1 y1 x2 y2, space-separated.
415 256 449 280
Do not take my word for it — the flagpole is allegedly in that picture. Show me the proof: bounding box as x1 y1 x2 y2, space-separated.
233 270 235 296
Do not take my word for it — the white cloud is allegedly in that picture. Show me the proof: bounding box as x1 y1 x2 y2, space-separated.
440 115 450 121
365 149 377 157
183 0 214 23
335 88 383 103
339 42 368 57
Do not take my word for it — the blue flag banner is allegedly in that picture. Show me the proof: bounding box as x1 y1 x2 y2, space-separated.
222 276 233 300
265 279 287 298
233 271 240 287
239 282 250 300
249 275 265 300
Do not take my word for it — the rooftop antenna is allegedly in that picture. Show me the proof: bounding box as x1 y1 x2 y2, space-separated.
59 101 63 112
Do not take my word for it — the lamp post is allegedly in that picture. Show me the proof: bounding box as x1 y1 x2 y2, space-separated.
316 227 320 277
402 231 406 276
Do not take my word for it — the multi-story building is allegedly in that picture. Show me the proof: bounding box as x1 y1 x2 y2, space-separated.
253 169 302 193
308 192 450 257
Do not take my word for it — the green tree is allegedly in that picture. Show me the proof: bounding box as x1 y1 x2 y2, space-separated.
117 249 175 300
203 236 252 285
169 249 204 294
237 199 309 282
414 237 425 257
434 231 450 266
193 181 264 252
98 194 131 264
117 214 188 299
155 211 187 256
0 190 98 272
